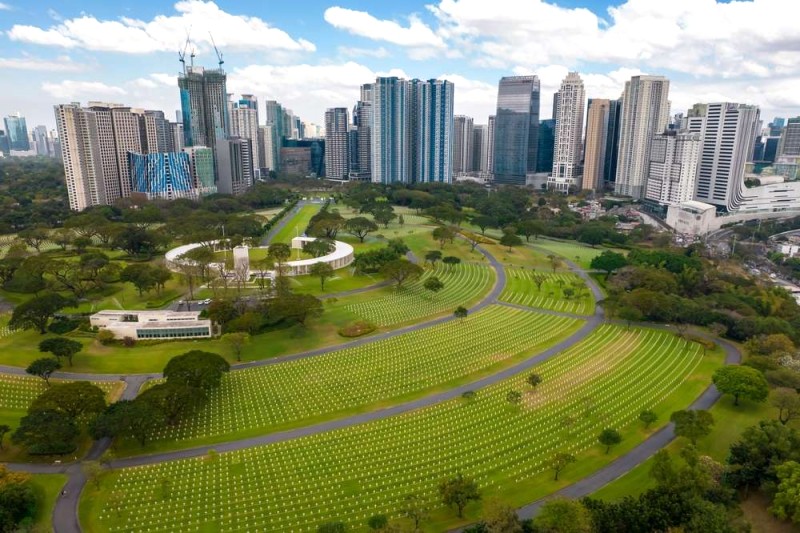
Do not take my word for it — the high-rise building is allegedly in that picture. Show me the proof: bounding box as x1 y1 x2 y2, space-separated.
32 125 49 156
614 75 671 198
54 104 108 210
168 121 184 153
694 102 761 211
258 124 279 173
353 92 373 180
324 107 350 179
109 106 143 199
139 110 170 154
3 113 30 152
230 94 260 171
216 137 254 195
183 146 216 195
602 99 622 185
770 117 786 137
645 131 701 206
536 119 555 174
453 115 474 174
417 79 454 183
178 65 229 148
371 77 409 184
473 124 489 173
583 99 611 191
778 117 800 157
0 130 9 156
493 76 540 184
129 152 197 200
550 72 585 192
487 115 495 177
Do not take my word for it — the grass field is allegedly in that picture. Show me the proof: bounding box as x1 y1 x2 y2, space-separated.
117 306 582 454
29 474 68 533
270 205 321 244
83 325 722 532
530 239 627 269
500 268 594 315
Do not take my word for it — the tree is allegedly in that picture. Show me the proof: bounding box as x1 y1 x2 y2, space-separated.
39 337 82 367
551 452 576 480
222 332 250 362
432 226 455 249
772 388 800 425
531 273 547 291
381 259 423 288
547 254 563 273
527 373 542 388
31 381 106 421
304 238 335 258
0 424 9 450
442 256 461 269
590 251 628 279
617 306 643 330
90 399 163 447
51 228 74 251
517 220 545 242
727 420 800 491
317 522 347 533
454 306 468 322
12 409 79 454
423 276 444 295
398 214 405 227
506 390 522 404
0 465 37 530
373 205 396 228
18 226 50 253
83 460 103 489
439 473 481 518
268 293 323 326
472 215 496 235
139 382 206 426
482 498 522 533
577 226 606 248
639 410 658 428
268 243 292 282
499 232 522 252
345 217 378 243
424 250 442 266
310 262 335 291
163 350 230 390
26 357 61 385
533 497 591 533
119 263 158 296
712 366 769 406
367 514 388 531
9 293 74 334
598 428 622 454
401 494 428 530
770 460 800 524
670 409 714 445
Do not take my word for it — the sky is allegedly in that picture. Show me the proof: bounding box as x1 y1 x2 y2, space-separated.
2 0 800 130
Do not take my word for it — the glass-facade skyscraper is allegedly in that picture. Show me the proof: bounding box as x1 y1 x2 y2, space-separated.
4 113 30 151
492 76 540 185
418 79 454 183
178 66 229 148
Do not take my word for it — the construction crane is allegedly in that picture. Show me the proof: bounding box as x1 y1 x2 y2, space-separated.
209 32 224 68
178 31 192 73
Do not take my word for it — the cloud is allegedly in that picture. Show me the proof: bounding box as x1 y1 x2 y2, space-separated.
337 46 390 59
324 6 444 59
8 0 315 54
41 80 127 100
0 55 86 72
0 3 11 10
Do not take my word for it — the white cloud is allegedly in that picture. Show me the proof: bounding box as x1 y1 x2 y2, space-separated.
8 0 315 54
337 46 390 59
0 3 11 10
324 6 445 59
0 55 86 72
41 80 127 100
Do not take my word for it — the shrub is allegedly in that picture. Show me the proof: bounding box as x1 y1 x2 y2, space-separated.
48 317 83 335
338 321 377 338
96 330 116 345
122 336 136 347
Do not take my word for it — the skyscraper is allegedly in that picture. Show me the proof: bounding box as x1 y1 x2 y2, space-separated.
487 115 495 177
694 102 761 211
0 130 9 156
778 117 800 157
230 95 260 171
324 107 350 179
492 76 540 185
54 104 108 210
614 75 671 198
353 85 373 180
550 72 585 192
371 77 409 184
453 115 474 174
602 99 622 185
583 99 611 191
473 124 489 173
418 79 454 183
4 113 30 152
216 137 254 195
178 65 229 148
109 106 143 199
536 119 555 174
129 152 196 200
645 131 701 206
32 125 49 156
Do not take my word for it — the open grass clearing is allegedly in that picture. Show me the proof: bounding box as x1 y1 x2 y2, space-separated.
270 204 321 244
501 268 594 315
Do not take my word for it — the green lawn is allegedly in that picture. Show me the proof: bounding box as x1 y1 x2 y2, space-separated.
82 326 723 532
530 239 628 269
29 474 68 533
114 306 583 455
270 204 321 244
501 268 595 315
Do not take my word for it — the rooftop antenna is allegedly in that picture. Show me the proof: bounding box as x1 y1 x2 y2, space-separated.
209 32 224 69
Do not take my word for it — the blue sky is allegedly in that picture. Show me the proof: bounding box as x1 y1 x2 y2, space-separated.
1 0 799 130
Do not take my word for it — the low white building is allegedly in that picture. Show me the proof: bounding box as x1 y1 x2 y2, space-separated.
90 310 215 340
666 200 717 236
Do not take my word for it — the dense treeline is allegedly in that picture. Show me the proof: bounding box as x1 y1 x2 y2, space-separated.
0 157 70 232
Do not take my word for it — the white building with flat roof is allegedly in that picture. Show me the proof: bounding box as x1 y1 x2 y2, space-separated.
90 310 214 340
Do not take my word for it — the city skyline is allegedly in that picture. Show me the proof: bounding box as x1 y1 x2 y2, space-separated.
3 0 800 129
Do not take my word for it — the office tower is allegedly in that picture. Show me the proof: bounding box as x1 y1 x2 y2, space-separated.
645 131 701 205
536 119 555 173
353 95 372 180
183 146 216 194
407 79 423 183
602 99 622 185
109 106 143 199
778 117 800 157
129 152 196 200
33 125 49 156
371 77 409 184
54 104 107 210
764 136 780 162
418 79 454 183
230 95 260 171
583 99 611 191
487 115 495 177
770 117 786 137
492 75 540 184
453 115 474 174
550 72 586 192
614 75 671 198
473 124 489 172
281 139 325 176
265 101 285 140
348 126 359 176
216 137 254 195
0 130 9 156
169 122 185 153
753 137 765 162
324 107 350 179
178 64 229 147
552 92 560 120
258 124 279 173
694 103 761 211
4 113 30 151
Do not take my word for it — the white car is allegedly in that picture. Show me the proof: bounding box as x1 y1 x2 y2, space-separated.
203 299 212 304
